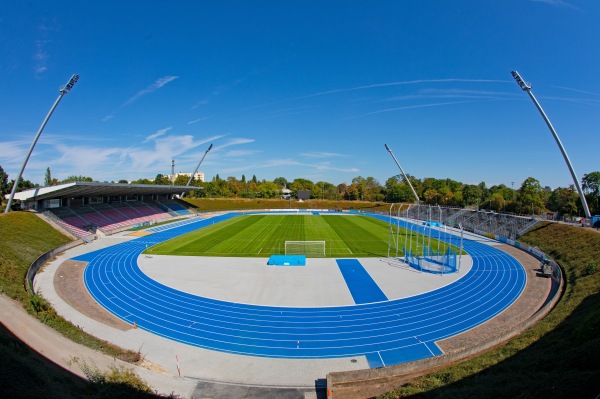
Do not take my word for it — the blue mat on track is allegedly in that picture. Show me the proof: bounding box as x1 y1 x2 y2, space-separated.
267 255 306 266
365 340 442 368
336 259 388 304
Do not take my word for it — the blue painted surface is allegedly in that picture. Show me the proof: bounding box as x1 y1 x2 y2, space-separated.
336 259 388 304
267 255 306 266
365 352 385 368
79 212 527 367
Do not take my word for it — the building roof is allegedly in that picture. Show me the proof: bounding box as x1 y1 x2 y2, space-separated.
5 181 199 202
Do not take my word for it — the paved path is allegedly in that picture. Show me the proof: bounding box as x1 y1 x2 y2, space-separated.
0 294 196 398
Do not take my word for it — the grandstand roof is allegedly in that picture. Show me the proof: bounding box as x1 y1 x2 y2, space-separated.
5 182 198 202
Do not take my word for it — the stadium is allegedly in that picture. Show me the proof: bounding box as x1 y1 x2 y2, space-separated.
2 181 573 398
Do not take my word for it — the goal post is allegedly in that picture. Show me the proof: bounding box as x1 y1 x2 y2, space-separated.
285 240 326 257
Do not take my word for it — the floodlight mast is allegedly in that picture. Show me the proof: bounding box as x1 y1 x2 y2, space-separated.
511 71 591 219
5 74 79 214
384 144 420 204
181 143 213 197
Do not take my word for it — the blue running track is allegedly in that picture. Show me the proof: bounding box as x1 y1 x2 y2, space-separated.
77 213 526 367
336 259 388 304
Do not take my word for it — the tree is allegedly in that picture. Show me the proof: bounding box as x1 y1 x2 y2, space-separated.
7 178 35 194
547 187 579 216
130 178 153 184
582 171 600 214
62 175 93 183
44 167 52 187
424 189 441 205
462 185 483 208
490 192 505 211
289 178 314 197
273 177 288 188
344 184 359 200
582 172 600 196
0 165 8 200
117 179 128 184
518 177 545 214
153 174 170 185
257 181 279 198
173 175 189 186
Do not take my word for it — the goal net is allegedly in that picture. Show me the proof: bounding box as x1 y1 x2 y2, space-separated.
285 240 326 257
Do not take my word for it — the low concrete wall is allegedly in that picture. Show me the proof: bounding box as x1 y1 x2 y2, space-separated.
326 237 564 398
25 239 88 294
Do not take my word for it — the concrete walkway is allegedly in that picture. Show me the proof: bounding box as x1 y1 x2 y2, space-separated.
0 294 196 398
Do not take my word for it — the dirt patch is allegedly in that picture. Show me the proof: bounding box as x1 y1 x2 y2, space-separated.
127 231 155 237
53 260 133 331
140 359 170 375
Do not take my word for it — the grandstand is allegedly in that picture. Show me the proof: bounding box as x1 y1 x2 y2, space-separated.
6 182 197 238
392 204 540 240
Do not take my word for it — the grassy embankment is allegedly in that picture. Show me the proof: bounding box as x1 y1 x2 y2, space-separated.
0 212 169 398
378 222 600 399
183 197 391 213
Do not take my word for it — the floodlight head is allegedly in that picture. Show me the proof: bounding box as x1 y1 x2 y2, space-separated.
61 74 79 93
384 143 391 152
207 143 213 152
511 71 531 91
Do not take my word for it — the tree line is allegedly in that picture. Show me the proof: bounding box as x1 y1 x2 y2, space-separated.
1 164 598 217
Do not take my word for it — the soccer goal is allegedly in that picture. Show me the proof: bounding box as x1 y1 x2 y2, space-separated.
285 240 326 257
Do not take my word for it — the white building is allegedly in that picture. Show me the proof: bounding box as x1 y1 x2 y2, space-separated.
280 186 292 199
167 171 205 183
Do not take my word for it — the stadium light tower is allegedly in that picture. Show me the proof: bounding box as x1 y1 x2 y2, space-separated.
384 144 420 204
181 143 213 197
511 70 591 219
5 74 79 214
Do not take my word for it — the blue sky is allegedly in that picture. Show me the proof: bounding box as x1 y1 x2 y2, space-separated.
1 1 599 189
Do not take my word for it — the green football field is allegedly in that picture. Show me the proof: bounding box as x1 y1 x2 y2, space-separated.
145 214 452 258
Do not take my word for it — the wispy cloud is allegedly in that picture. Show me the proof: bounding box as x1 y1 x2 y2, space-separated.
123 76 179 106
531 0 580 10
102 76 179 121
143 127 172 143
382 88 516 102
246 79 511 110
191 100 209 110
212 138 255 152
32 22 60 78
224 149 261 158
33 40 50 77
221 158 358 174
116 133 224 176
0 140 29 167
187 117 209 125
301 152 347 158
552 86 600 97
347 99 502 119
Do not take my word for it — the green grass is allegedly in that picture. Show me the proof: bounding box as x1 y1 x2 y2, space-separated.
0 212 140 361
146 214 452 258
377 222 600 399
0 212 72 302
